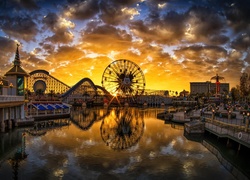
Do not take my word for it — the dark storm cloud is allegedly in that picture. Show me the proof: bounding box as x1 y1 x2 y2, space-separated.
0 15 38 41
39 43 56 55
0 36 16 53
174 45 227 62
45 30 74 44
42 12 74 44
84 24 131 41
130 10 186 45
25 54 49 66
64 0 140 24
231 32 250 51
209 35 229 45
0 0 39 12
98 0 139 25
223 0 250 33
0 36 16 65
82 23 133 52
64 0 99 20
184 6 226 43
161 11 187 38
45 45 85 63
19 0 39 10
99 4 130 25
42 12 59 30
130 4 228 46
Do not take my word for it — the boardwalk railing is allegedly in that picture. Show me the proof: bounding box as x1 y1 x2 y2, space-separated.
0 95 24 102
205 118 250 148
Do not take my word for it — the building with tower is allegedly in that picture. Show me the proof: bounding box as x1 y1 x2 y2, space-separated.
0 44 29 132
4 44 29 96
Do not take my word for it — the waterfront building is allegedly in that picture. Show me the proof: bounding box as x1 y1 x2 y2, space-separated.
0 44 28 132
190 81 229 95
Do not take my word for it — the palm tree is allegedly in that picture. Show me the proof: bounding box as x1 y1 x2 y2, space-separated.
164 90 169 97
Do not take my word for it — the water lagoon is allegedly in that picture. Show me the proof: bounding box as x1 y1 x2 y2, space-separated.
0 108 236 180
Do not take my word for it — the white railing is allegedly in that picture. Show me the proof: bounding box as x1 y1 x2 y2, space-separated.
0 95 24 102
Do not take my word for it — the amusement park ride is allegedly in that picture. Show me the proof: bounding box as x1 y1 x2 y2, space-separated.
101 59 146 106
210 74 225 97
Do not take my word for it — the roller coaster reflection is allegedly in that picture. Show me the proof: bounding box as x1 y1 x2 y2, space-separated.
70 107 111 130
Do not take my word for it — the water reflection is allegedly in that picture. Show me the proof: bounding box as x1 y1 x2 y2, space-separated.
0 108 244 179
7 132 28 180
26 119 71 136
70 107 110 130
100 108 144 150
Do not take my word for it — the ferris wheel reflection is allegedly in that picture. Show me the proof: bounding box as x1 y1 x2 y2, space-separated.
100 107 145 150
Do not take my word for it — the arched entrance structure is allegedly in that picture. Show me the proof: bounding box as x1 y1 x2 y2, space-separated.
26 70 70 94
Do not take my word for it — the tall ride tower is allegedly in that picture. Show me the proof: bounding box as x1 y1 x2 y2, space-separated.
4 44 29 96
210 74 225 96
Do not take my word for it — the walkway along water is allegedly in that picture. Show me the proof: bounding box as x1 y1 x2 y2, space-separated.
162 106 250 149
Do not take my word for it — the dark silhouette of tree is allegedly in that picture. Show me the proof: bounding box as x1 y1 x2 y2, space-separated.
240 72 250 101
231 86 240 103
164 90 169 97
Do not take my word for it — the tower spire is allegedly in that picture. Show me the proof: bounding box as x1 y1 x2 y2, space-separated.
4 43 29 77
13 44 21 66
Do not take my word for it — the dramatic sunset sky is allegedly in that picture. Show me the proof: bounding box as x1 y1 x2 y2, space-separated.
0 0 250 92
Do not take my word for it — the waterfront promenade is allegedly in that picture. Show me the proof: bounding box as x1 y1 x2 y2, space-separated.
165 105 250 148
204 111 250 148
192 107 250 148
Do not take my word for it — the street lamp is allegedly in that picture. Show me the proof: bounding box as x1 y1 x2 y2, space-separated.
243 112 246 124
212 109 215 120
9 83 13 95
245 113 250 132
228 110 231 121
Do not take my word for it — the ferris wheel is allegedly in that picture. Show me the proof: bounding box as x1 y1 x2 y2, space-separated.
101 59 146 97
